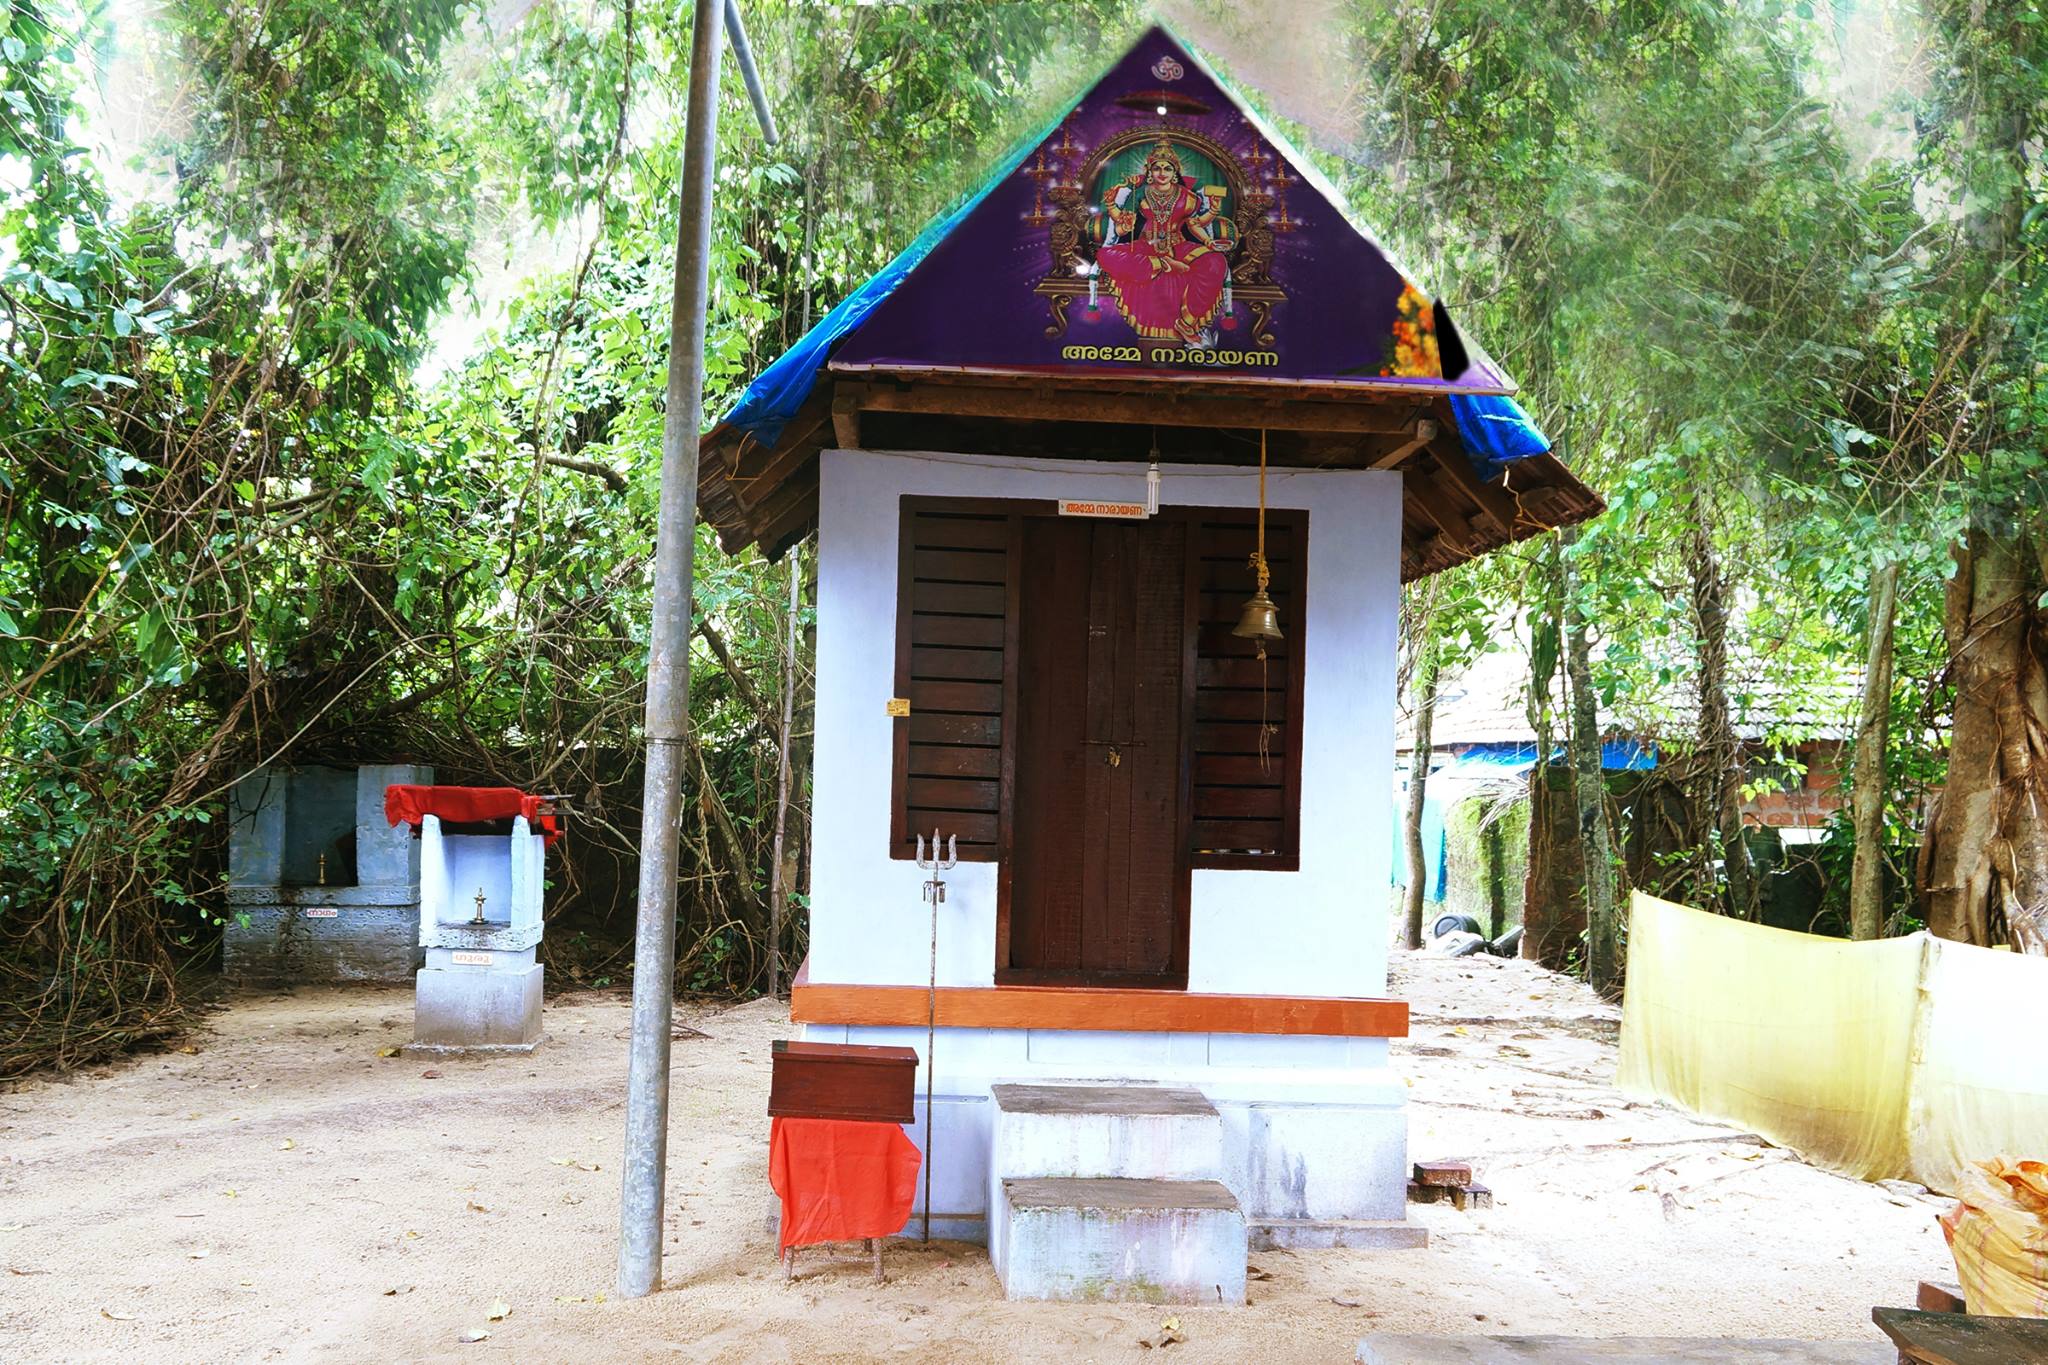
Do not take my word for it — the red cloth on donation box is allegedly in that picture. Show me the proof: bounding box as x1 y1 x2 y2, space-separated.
768 1117 922 1255
383 784 560 843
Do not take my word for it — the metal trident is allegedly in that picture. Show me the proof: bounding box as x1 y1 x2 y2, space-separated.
915 830 957 905
914 827 955 1244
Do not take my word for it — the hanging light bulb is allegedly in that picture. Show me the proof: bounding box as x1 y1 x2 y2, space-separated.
1145 428 1161 517
1232 430 1285 644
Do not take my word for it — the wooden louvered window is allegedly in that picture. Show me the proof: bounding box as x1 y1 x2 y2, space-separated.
889 498 1305 875
1189 509 1305 870
889 498 1020 862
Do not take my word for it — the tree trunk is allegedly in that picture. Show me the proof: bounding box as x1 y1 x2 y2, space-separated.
1402 635 1442 951
1562 530 1620 994
765 542 803 996
1521 535 1564 962
1685 499 1755 919
1921 523 2048 952
1850 559 1900 940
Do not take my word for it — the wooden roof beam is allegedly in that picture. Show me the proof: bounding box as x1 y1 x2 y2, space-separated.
842 379 1422 436
1425 434 1520 534
731 409 830 513
1403 466 1476 549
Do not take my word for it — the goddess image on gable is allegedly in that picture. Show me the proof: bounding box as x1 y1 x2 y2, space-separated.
1094 140 1238 346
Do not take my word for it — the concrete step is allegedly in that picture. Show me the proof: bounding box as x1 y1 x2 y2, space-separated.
993 1177 1247 1305
991 1083 1223 1183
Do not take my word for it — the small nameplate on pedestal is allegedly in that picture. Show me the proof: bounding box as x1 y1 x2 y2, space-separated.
304 907 338 919
451 950 493 966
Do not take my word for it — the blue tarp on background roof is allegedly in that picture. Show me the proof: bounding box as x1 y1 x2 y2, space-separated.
1442 740 1658 773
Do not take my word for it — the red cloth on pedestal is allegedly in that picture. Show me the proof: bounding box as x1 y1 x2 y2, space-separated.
768 1117 922 1255
383 784 560 842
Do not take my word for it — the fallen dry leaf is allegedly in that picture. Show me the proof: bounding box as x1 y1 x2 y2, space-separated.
1331 1297 1363 1308
0 1224 24 1233
189 1248 211 1260
487 1299 510 1322
383 1285 414 1297
9 1267 50 1276
279 1139 295 1151
377 1046 402 1058
421 1070 442 1080
101 1309 136 1322
458 1328 490 1344
221 1189 238 1199
178 1046 198 1055
554 1295 588 1305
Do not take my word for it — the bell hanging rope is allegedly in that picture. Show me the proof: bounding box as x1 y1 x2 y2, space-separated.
1232 429 1285 646
1232 430 1284 773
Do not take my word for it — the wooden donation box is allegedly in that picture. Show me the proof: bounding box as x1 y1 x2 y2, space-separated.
769 1041 918 1123
766 1041 922 1279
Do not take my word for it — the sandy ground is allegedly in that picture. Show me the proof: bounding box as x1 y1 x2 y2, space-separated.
0 954 1955 1363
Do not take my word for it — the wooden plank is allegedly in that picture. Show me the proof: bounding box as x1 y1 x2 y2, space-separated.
1118 516 1185 978
1404 466 1477 548
847 379 1418 436
1871 1307 2048 1365
791 964 1411 1038
908 513 1011 550
911 580 1006 616
904 809 998 846
905 777 999 811
1198 656 1291 690
1194 753 1289 785
831 392 861 449
731 410 830 512
912 547 1008 583
906 679 1003 714
907 744 1001 779
1195 688 1289 722
907 713 1000 746
909 613 1006 649
909 645 1004 681
1193 785 1286 820
1192 817 1286 853
1425 433 1519 533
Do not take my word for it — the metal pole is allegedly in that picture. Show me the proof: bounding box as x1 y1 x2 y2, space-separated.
618 0 725 1301
722 0 779 146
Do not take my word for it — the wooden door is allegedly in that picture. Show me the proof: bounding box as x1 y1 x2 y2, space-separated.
1002 514 1191 987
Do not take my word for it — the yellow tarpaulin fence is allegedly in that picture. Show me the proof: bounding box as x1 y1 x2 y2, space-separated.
1616 891 2048 1194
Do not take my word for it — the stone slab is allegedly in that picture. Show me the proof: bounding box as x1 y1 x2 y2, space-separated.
996 1177 1247 1305
1355 1338 1893 1365
224 905 420 987
993 1083 1225 1186
992 1083 1217 1118
418 920 544 952
1251 1218 1427 1251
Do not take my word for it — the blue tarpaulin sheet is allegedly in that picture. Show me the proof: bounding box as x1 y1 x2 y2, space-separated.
1448 393 1551 474
721 105 1081 449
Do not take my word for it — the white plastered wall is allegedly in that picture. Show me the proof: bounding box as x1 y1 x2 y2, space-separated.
804 447 1409 1234
808 446 1401 1000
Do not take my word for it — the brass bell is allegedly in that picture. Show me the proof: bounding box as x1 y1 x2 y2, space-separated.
1232 588 1284 641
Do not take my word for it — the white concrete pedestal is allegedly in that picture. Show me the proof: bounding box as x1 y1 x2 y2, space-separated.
411 813 547 1053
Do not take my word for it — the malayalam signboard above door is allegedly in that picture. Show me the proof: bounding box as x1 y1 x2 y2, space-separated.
829 29 1513 395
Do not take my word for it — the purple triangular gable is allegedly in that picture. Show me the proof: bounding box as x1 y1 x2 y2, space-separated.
829 27 1514 394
